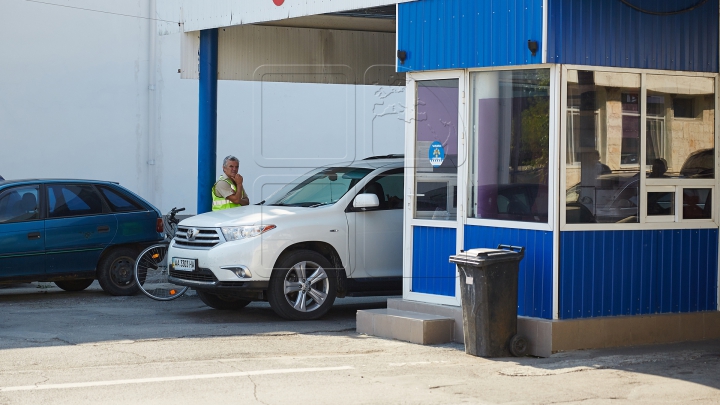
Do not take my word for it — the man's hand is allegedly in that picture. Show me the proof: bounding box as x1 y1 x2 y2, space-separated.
226 173 249 206
232 173 244 186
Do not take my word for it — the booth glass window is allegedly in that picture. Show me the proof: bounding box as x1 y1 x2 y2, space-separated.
683 188 712 219
565 71 715 225
468 69 550 223
565 71 641 224
413 79 459 221
645 75 715 179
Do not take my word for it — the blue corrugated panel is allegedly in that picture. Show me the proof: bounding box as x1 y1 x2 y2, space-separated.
560 229 719 319
548 0 718 72
412 226 457 296
464 225 554 319
397 0 544 72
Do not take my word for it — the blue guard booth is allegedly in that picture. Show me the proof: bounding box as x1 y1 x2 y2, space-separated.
389 0 720 356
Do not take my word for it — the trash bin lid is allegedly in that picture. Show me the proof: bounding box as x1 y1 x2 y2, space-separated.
449 246 524 266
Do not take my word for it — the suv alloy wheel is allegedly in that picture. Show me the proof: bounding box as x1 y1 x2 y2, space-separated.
268 250 338 320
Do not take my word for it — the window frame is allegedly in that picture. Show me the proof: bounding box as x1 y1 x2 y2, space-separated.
45 183 109 219
0 184 43 224
464 64 559 233
560 65 719 231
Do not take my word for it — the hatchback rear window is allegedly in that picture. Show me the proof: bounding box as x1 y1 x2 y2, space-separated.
98 186 144 212
47 184 104 218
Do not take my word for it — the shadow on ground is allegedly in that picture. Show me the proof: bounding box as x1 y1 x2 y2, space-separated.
0 282 391 350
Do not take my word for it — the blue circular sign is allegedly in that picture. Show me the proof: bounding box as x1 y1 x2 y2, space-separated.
429 141 445 168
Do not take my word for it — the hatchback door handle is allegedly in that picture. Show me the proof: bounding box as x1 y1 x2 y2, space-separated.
27 232 41 240
97 225 110 233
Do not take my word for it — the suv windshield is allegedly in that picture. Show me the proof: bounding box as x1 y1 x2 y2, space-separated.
265 167 373 207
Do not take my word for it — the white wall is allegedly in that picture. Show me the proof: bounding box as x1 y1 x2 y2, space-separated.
0 0 405 214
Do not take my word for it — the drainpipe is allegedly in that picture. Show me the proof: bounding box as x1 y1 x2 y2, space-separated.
197 29 219 214
147 0 158 205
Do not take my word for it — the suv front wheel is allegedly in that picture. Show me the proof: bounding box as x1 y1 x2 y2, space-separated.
268 250 337 320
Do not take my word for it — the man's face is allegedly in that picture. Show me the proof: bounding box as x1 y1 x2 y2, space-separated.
223 160 239 178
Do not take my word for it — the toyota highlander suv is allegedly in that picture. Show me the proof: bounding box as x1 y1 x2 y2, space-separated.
168 156 404 320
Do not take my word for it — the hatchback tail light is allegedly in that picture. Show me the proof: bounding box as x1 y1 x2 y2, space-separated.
156 218 164 233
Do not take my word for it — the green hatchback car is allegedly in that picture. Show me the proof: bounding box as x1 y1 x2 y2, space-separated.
0 179 163 295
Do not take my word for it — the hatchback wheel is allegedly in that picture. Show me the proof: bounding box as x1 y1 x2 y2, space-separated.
268 250 337 320
97 247 140 296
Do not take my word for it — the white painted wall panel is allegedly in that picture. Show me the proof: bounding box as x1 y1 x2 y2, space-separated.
159 0 413 32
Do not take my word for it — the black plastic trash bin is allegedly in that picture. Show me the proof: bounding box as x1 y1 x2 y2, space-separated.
449 245 527 358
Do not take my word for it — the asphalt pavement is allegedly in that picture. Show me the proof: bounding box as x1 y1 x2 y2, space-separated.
0 282 718 404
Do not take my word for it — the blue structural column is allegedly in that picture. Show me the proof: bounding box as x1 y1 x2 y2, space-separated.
197 29 219 214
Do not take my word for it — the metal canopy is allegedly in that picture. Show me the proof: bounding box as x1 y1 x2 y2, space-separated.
172 0 412 32
175 3 405 85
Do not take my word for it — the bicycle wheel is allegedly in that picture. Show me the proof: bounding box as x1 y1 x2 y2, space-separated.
134 243 189 301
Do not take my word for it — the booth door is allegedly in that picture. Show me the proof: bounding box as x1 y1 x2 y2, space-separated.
404 74 464 306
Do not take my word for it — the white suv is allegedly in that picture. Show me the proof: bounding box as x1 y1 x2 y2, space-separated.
168 156 404 320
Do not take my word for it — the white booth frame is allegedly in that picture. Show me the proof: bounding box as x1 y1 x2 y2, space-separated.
402 65 561 310
558 64 720 232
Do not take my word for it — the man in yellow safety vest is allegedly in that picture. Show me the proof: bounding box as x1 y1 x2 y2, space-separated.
212 155 249 211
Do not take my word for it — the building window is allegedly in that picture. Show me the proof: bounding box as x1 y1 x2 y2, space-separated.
620 92 640 165
673 97 695 119
469 69 550 223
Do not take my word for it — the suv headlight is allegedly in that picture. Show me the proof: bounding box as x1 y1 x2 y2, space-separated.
221 225 276 241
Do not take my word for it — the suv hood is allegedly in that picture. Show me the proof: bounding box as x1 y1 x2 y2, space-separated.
179 205 321 228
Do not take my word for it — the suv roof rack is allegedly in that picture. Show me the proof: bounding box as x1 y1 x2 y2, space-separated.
362 154 404 160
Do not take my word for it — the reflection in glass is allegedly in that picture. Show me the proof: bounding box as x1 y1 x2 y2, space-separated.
683 188 712 219
645 75 715 179
469 69 550 223
0 186 40 223
647 192 674 216
565 71 641 223
414 79 459 220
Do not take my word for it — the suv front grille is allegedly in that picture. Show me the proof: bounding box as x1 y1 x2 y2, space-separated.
174 226 223 249
170 268 218 282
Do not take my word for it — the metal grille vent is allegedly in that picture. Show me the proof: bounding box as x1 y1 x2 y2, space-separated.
174 226 223 249
170 269 217 282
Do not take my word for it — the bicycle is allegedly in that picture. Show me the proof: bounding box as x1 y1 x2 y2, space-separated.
134 207 189 301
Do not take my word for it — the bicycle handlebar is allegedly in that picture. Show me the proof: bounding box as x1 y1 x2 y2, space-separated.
170 207 186 215
166 207 186 227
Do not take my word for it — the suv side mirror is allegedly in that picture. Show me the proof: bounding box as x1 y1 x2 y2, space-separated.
353 193 379 210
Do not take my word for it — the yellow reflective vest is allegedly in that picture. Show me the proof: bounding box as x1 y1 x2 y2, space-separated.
212 177 244 211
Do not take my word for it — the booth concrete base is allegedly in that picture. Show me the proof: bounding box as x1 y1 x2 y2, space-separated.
357 299 720 358
520 311 720 357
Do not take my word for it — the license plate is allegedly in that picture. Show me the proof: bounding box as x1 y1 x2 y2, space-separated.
172 257 196 272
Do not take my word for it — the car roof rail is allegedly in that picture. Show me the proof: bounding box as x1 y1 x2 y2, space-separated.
362 154 404 160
